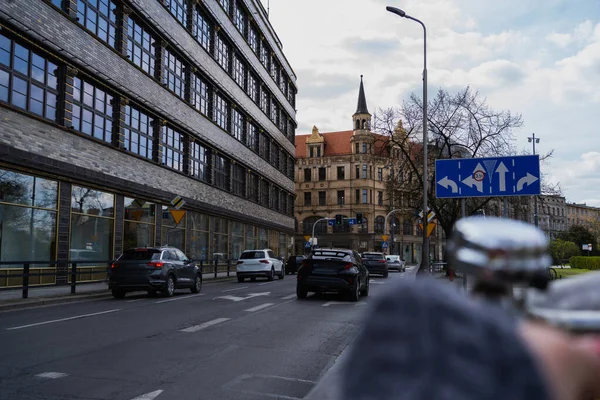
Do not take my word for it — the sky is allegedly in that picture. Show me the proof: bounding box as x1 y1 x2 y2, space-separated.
262 0 600 207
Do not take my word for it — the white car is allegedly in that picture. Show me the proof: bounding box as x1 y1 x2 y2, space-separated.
385 255 406 272
236 249 284 282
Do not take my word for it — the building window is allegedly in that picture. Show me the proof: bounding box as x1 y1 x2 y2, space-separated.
337 191 344 206
304 192 312 206
0 35 58 121
231 108 244 141
355 165 359 179
375 216 385 233
377 168 383 181
123 104 154 160
247 172 258 202
218 0 230 13
403 220 412 235
231 163 246 197
280 74 287 95
76 0 117 48
270 99 278 124
362 143 368 153
193 7 211 51
71 76 113 143
271 186 280 211
304 168 311 182
189 141 210 183
270 144 279 166
246 122 258 152
215 34 230 72
288 156 294 180
213 92 229 131
163 49 185 98
51 0 62 8
355 143 359 154
260 86 269 114
377 191 383 206
247 73 258 102
124 197 156 249
279 149 286 173
233 55 245 89
263 137 271 161
337 166 345 180
213 154 230 191
260 42 269 69
126 18 156 76
233 2 246 33
260 180 269 207
316 191 326 206
362 164 367 179
271 61 279 82
161 126 184 172
318 167 326 181
248 24 258 54
362 189 368 204
191 73 210 115
162 205 185 249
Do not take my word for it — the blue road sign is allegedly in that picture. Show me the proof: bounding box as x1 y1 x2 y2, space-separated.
327 220 334 226
305 242 311 248
347 218 357 225
382 241 389 249
435 155 540 199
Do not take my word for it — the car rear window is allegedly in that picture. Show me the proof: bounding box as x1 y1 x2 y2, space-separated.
311 251 352 261
363 253 384 260
240 251 265 259
119 249 161 261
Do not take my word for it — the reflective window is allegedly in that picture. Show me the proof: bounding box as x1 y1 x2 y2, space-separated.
212 216 228 258
258 227 268 249
123 104 154 160
213 93 229 131
166 0 188 26
362 189 368 204
163 49 185 99
233 55 245 89
260 86 269 114
123 197 155 249
0 34 58 121
191 73 210 116
71 76 114 143
271 186 279 211
271 60 279 82
190 141 210 183
231 221 244 260
260 179 269 207
270 143 279 167
264 138 271 163
246 122 258 152
161 205 185 249
190 212 209 262
231 108 244 141
126 18 156 76
247 172 258 202
248 24 258 54
234 2 246 33
247 73 257 103
161 126 184 172
215 34 230 71
245 225 257 252
213 154 229 191
71 186 114 217
260 41 269 69
231 163 245 197
270 99 278 124
218 0 230 13
76 0 117 48
0 168 58 209
280 74 287 96
51 0 62 8
193 7 211 52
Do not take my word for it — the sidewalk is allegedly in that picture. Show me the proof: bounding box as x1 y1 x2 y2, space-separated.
0 271 238 311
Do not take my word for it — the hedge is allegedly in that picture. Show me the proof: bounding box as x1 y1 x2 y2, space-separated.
569 256 600 270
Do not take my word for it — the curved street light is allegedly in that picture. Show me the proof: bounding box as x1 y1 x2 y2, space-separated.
386 6 430 274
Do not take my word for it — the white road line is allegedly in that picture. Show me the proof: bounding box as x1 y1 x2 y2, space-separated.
222 286 249 292
155 294 203 304
355 302 368 306
6 309 121 331
322 301 349 307
244 303 274 312
281 294 296 300
180 318 231 333
36 372 68 379
258 281 274 286
126 299 143 303
369 280 385 284
130 389 164 400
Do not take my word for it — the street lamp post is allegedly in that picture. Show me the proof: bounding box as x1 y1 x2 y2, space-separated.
528 133 540 227
386 6 429 274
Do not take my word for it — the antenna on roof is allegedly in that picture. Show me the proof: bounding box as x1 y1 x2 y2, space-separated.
267 0 270 18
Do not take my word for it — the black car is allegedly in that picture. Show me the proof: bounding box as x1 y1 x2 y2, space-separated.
285 255 305 275
361 252 389 277
109 246 202 298
296 248 369 301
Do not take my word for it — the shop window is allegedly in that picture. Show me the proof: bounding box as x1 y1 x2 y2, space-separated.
245 224 257 250
212 216 229 259
230 220 245 260
71 76 113 143
123 197 155 249
161 205 185 250
76 0 117 48
189 212 209 263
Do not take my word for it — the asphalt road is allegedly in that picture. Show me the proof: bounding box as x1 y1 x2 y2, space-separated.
0 266 417 400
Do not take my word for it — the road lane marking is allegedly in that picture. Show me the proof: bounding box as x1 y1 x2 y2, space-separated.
244 303 274 312
130 389 164 400
180 318 231 333
155 294 203 304
215 292 270 302
222 286 249 292
355 302 368 306
258 281 274 286
281 294 296 300
369 280 385 284
36 372 68 379
126 299 143 303
6 309 121 331
322 301 349 307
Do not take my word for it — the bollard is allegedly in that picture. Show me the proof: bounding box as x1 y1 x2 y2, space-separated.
23 262 30 299
227 259 230 277
214 258 217 279
71 262 77 294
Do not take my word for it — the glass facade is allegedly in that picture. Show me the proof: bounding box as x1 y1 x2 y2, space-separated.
123 197 155 250
190 212 209 263
161 205 185 250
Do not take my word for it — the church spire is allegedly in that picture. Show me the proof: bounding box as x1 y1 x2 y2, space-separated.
355 75 369 115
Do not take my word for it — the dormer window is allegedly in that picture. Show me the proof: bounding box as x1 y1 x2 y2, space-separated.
309 145 321 158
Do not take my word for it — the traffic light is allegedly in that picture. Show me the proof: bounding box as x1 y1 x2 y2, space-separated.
335 214 343 225
356 213 363 224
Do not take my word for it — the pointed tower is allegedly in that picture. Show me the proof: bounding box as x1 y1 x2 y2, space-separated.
351 75 374 154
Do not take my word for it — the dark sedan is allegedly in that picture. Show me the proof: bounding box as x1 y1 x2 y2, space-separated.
109 246 202 298
285 255 305 275
296 248 369 302
361 252 389 277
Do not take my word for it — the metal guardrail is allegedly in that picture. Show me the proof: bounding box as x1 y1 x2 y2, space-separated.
0 259 238 299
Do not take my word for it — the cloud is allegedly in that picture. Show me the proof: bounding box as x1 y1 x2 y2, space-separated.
547 32 573 47
296 70 357 100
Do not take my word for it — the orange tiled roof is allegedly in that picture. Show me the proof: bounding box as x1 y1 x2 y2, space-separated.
295 130 391 158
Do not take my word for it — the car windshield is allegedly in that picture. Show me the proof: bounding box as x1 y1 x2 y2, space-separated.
119 249 161 261
240 251 265 259
363 253 384 260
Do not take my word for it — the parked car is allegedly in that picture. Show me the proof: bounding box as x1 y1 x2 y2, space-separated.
361 252 389 277
109 246 202 298
296 248 369 302
236 249 284 282
386 255 406 272
285 255 306 275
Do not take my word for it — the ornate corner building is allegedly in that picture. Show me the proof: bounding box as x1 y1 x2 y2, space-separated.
292 77 440 262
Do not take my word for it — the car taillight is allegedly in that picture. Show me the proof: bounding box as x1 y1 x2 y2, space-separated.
236 261 243 265
259 260 269 264
111 263 117 269
379 260 387 263
147 261 164 268
343 262 353 269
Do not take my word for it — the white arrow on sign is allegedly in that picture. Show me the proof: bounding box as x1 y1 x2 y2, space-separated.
462 163 485 193
437 176 458 193
516 173 539 191
495 162 508 192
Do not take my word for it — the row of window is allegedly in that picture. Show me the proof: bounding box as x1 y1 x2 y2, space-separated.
302 166 400 182
47 0 296 145
0 30 294 215
300 216 423 235
302 190 386 207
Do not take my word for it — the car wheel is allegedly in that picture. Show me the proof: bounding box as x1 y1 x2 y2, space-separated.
383 271 389 278
191 274 202 293
237 276 244 283
278 266 285 280
267 267 275 281
112 289 126 299
163 275 175 297
349 280 360 302
360 278 369 297
297 286 308 299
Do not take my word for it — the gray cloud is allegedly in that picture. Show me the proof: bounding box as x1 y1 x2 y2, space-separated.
341 37 398 57
296 69 357 99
